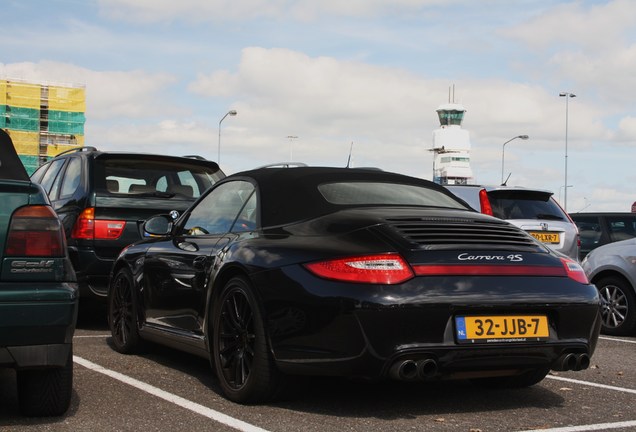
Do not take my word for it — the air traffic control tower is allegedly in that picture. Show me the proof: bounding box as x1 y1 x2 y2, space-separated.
431 103 473 185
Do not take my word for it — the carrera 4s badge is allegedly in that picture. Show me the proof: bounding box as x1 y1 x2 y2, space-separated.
11 260 55 273
457 253 523 262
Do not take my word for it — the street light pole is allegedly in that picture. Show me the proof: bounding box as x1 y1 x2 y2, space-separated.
501 135 529 184
286 135 298 161
218 110 237 164
559 92 576 211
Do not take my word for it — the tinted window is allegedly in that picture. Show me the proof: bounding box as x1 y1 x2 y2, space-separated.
37 159 66 195
30 162 50 184
573 216 602 252
488 191 565 220
318 182 465 209
60 157 82 198
95 157 222 198
232 191 257 232
183 181 256 235
607 216 636 242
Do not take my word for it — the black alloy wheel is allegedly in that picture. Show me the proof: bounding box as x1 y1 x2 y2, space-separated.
212 276 284 403
108 268 141 354
597 276 636 336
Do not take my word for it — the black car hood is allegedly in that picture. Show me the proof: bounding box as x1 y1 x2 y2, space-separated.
0 129 30 181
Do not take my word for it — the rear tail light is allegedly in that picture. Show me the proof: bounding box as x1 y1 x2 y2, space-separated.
304 253 414 284
478 189 494 215
71 207 126 240
5 205 66 257
560 258 589 284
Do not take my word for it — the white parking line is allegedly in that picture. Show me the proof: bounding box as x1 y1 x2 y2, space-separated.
523 375 636 431
73 356 270 432
599 336 636 344
546 375 636 395
74 334 110 338
519 420 636 432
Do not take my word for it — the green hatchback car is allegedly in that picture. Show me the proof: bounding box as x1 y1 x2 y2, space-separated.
0 129 78 416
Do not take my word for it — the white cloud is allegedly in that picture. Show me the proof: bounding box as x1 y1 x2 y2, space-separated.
504 0 636 110
89 120 214 156
0 61 179 120
617 116 636 142
97 0 454 23
191 47 444 138
503 0 636 52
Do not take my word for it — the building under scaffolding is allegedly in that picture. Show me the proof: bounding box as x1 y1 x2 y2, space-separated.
0 78 85 174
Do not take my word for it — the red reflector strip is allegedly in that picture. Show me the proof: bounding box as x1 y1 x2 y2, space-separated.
412 265 567 277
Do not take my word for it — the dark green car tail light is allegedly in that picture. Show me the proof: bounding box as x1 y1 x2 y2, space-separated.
5 205 66 257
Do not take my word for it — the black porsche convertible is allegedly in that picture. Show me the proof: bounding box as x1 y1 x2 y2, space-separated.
107 166 601 403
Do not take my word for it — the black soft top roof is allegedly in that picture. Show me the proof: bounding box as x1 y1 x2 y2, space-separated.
230 166 463 226
0 129 29 181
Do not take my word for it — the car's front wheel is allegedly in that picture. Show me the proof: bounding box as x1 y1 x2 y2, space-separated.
108 267 142 353
17 350 73 417
596 275 636 336
212 276 285 403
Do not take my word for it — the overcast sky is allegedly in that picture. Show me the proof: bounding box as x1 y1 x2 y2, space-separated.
2 0 635 212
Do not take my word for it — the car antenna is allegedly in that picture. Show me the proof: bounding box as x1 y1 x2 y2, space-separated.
346 141 354 168
502 172 512 186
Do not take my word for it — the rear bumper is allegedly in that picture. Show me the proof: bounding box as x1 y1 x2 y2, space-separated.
0 282 78 369
276 340 595 380
257 268 601 380
0 343 72 369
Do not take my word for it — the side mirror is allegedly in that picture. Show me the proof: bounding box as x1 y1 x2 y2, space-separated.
143 215 173 236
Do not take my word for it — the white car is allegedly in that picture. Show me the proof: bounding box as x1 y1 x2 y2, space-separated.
445 185 580 261
582 238 636 335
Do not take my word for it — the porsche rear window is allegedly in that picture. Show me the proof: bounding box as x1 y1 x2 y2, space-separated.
318 182 466 209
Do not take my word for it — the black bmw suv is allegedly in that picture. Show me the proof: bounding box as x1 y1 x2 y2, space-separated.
30 147 225 302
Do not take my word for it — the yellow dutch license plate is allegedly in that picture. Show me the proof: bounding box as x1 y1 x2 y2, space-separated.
529 231 560 244
455 315 549 343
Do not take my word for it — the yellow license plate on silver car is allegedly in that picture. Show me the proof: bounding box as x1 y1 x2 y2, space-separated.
529 232 560 244
455 315 549 343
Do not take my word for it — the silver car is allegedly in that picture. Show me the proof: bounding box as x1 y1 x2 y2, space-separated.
446 185 580 261
582 238 636 335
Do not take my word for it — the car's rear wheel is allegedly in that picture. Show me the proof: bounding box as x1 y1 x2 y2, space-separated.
596 276 636 336
17 350 73 417
109 267 142 353
471 366 550 389
212 276 285 403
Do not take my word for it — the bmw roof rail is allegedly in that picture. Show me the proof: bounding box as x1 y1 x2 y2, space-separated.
256 162 308 169
54 146 98 157
182 155 208 160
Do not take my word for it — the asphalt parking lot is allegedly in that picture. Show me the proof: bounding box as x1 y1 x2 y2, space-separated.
1 310 635 432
